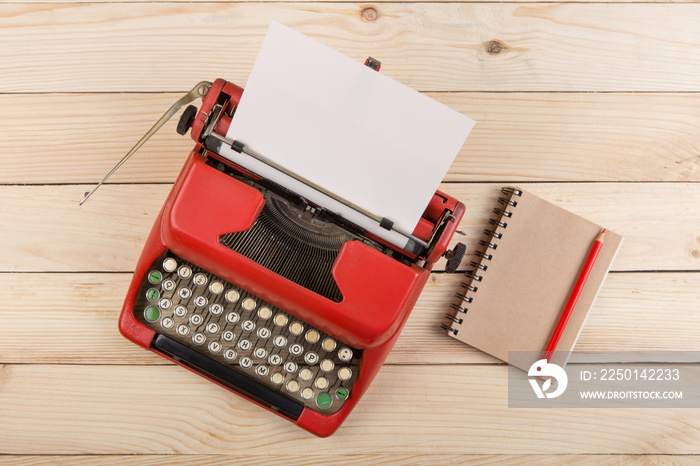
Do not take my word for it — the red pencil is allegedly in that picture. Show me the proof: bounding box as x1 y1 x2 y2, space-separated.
543 228 606 362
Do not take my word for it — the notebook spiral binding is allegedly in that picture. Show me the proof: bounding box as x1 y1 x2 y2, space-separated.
443 187 522 336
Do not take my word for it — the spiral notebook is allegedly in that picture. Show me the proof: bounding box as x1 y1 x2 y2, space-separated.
445 187 623 371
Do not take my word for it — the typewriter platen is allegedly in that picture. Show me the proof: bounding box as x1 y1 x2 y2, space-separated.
115 77 466 437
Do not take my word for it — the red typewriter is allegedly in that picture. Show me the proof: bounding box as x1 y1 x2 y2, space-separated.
86 69 466 436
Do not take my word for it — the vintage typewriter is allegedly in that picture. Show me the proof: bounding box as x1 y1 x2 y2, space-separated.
83 64 466 436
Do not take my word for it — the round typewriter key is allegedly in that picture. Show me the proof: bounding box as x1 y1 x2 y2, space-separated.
268 354 282 366
222 330 235 342
193 273 208 287
161 316 174 330
238 339 252 351
242 297 256 312
289 322 304 336
144 305 160 323
193 295 208 307
225 290 240 303
335 387 349 401
163 258 177 272
304 352 319 365
338 347 353 362
239 356 253 369
241 319 255 332
257 327 271 339
208 340 222 354
284 361 298 373
174 305 187 318
178 287 192 300
162 279 176 292
316 393 332 409
320 359 334 373
286 380 300 393
338 367 352 381
289 343 304 356
209 281 223 295
322 338 336 352
148 270 162 284
176 324 190 336
253 347 268 359
146 288 160 302
177 266 192 279
189 313 203 326
271 372 284 385
273 335 287 348
257 307 272 320
274 314 288 327
223 348 237 361
315 377 329 390
192 332 206 345
226 311 240 324
299 368 313 382
209 303 223 316
205 322 219 334
301 388 314 400
158 298 172 311
255 365 269 377
305 330 320 344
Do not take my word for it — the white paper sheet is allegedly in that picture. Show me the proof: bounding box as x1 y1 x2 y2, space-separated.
226 21 474 236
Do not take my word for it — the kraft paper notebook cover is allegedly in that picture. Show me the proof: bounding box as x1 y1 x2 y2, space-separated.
446 187 623 371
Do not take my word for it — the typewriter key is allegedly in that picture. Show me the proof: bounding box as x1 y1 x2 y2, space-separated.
225 290 240 303
299 368 313 382
268 354 282 366
322 338 336 352
148 270 162 284
257 307 272 320
255 365 269 377
273 335 287 348
223 348 237 361
192 332 206 345
304 352 319 365
319 359 334 373
335 387 350 401
144 305 160 323
241 319 255 332
205 322 219 334
193 273 207 287
226 311 240 324
338 347 353 362
305 330 320 344
208 340 222 354
176 324 190 336
338 367 352 381
193 295 208 307
209 281 223 295
189 314 203 326
238 339 252 351
146 288 159 302
289 343 303 356
274 314 288 327
162 279 176 292
174 305 187 318
257 327 271 339
161 316 174 330
242 297 256 312
162 258 177 273
253 347 268 359
178 287 191 300
271 372 284 385
158 298 172 310
286 380 300 393
316 392 332 410
289 322 304 336
209 303 223 316
301 388 314 400
222 330 235 342
315 377 329 390
284 361 298 373
239 356 253 369
177 266 192 279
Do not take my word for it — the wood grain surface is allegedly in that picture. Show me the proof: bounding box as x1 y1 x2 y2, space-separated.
1 0 698 464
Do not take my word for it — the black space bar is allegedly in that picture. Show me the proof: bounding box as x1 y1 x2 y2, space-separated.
153 334 304 420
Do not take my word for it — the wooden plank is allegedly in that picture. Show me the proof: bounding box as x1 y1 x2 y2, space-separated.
4 92 700 184
1 4 700 92
0 363 698 454
1 183 698 273
0 272 698 365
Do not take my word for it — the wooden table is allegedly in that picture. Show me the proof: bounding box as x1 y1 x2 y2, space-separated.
1 1 699 464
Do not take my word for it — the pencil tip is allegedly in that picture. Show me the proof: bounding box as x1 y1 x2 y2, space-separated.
597 229 606 242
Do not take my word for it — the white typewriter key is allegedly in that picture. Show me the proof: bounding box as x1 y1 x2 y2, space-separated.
257 307 272 320
177 266 192 279
305 330 320 344
322 338 336 352
193 295 208 307
268 354 282 366
177 287 192 300
163 258 178 273
209 281 223 295
225 290 240 303
205 322 219 334
284 361 298 373
289 322 304 336
189 314 203 326
223 348 237 361
222 330 235 342
315 377 329 390
304 352 319 365
238 339 252 351
176 324 190 336
193 273 207 287
274 314 288 327
173 305 187 318
241 319 255 332
208 340 222 354
286 380 300 393
257 327 271 340
209 303 223 316
337 347 353 362
242 297 256 312
289 343 304 356
162 279 176 292
226 311 240 324
301 388 315 400
270 372 284 385
338 367 352 381
299 368 313 381
320 359 335 373
192 332 206 345
253 347 268 359
273 335 287 348
239 356 253 369
255 365 269 377
158 298 172 311
161 316 174 330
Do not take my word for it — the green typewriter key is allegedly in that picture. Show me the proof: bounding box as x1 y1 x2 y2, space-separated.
148 270 162 284
144 305 160 323
316 392 332 409
335 387 350 401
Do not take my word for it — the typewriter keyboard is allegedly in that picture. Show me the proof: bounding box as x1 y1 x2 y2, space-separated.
134 252 361 416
